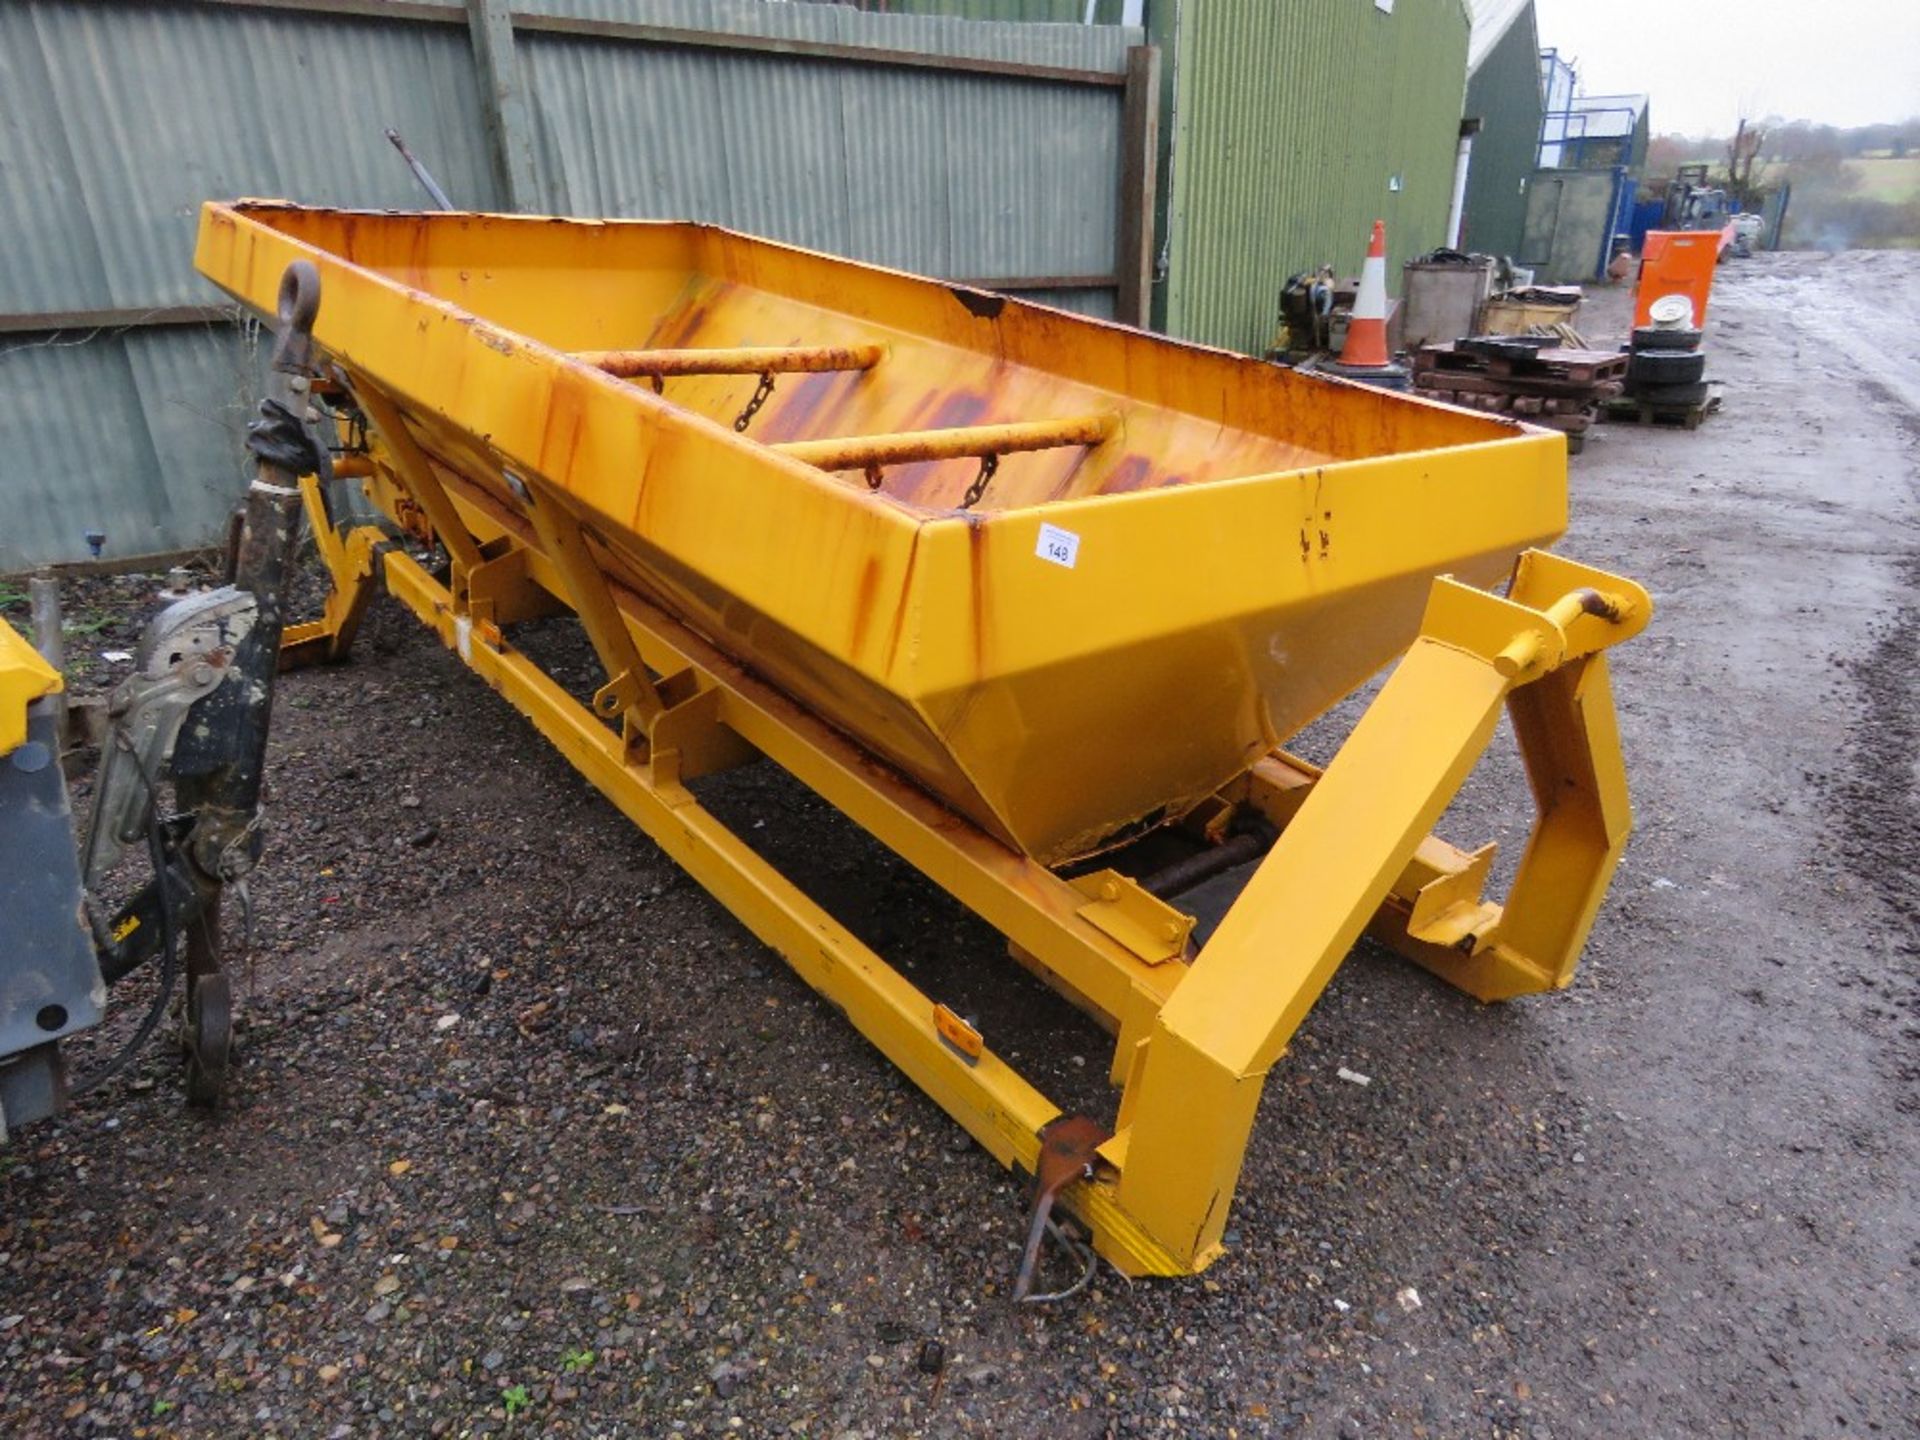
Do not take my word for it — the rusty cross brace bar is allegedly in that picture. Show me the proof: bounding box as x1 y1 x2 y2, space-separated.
577 343 886 379
774 413 1117 474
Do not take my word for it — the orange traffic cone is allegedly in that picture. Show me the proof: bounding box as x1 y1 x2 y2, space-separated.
1339 220 1392 368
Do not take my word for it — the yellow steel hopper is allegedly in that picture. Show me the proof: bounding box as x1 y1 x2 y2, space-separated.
197 202 1649 1291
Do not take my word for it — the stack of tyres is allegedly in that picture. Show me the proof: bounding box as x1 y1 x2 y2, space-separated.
1623 326 1708 410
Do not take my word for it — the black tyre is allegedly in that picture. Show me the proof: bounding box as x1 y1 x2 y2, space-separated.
1634 379 1711 407
1628 348 1707 385
1631 326 1702 352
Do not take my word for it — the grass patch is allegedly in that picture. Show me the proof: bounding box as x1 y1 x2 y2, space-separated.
1844 156 1920 203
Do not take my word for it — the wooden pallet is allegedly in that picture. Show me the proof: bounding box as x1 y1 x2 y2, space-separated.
1415 381 1599 420
1599 384 1724 431
1414 368 1622 401
1415 342 1630 386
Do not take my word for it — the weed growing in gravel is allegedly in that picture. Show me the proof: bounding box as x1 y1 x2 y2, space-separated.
501 1384 532 1421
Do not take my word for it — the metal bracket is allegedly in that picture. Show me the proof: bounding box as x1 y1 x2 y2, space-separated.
1013 1115 1111 1303
592 669 653 724
464 540 564 629
1069 868 1193 964
1404 840 1500 947
646 673 756 790
82 588 257 884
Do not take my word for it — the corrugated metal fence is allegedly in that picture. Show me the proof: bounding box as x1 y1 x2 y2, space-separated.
1 0 1146 571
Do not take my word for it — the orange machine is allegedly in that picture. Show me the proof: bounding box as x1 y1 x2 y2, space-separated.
1633 228 1728 328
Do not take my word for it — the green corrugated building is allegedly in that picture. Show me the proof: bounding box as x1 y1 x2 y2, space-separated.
1459 0 1543 257
1157 0 1468 351
871 1 1475 354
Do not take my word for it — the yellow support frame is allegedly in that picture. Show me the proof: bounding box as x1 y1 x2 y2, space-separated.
280 475 389 669
289 447 1648 1282
0 622 64 755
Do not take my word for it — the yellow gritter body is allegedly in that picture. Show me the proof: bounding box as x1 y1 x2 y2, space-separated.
196 202 1648 1280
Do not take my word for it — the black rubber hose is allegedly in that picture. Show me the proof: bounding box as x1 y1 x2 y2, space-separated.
68 810 182 1099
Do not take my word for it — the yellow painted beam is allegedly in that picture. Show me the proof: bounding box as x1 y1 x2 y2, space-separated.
374 548 1188 1278
350 381 484 577
1112 566 1645 1268
281 474 387 670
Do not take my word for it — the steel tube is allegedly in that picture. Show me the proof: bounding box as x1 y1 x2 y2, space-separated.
578 344 885 379
27 576 63 673
1140 832 1269 900
27 574 66 743
385 128 455 211
775 413 1116 472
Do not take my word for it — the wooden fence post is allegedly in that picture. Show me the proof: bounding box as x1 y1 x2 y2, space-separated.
1116 44 1161 330
466 0 543 211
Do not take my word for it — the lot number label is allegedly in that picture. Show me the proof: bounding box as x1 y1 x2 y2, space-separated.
1036 523 1080 569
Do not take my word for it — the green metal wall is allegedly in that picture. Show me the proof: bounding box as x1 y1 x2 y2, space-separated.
1460 5 1542 258
1163 0 1470 353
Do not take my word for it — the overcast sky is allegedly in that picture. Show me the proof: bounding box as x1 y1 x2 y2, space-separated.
1532 0 1920 137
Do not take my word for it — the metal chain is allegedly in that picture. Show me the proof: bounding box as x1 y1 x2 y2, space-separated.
733 371 776 432
216 806 269 883
961 452 999 509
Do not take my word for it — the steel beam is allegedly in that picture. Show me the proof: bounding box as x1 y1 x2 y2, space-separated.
0 305 235 336
509 9 1127 87
348 383 486 577
186 0 1127 87
1112 559 1648 1269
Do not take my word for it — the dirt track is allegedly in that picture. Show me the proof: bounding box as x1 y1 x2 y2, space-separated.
3 251 1915 1438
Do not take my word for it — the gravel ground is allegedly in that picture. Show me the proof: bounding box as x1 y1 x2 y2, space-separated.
3 251 1915 1439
